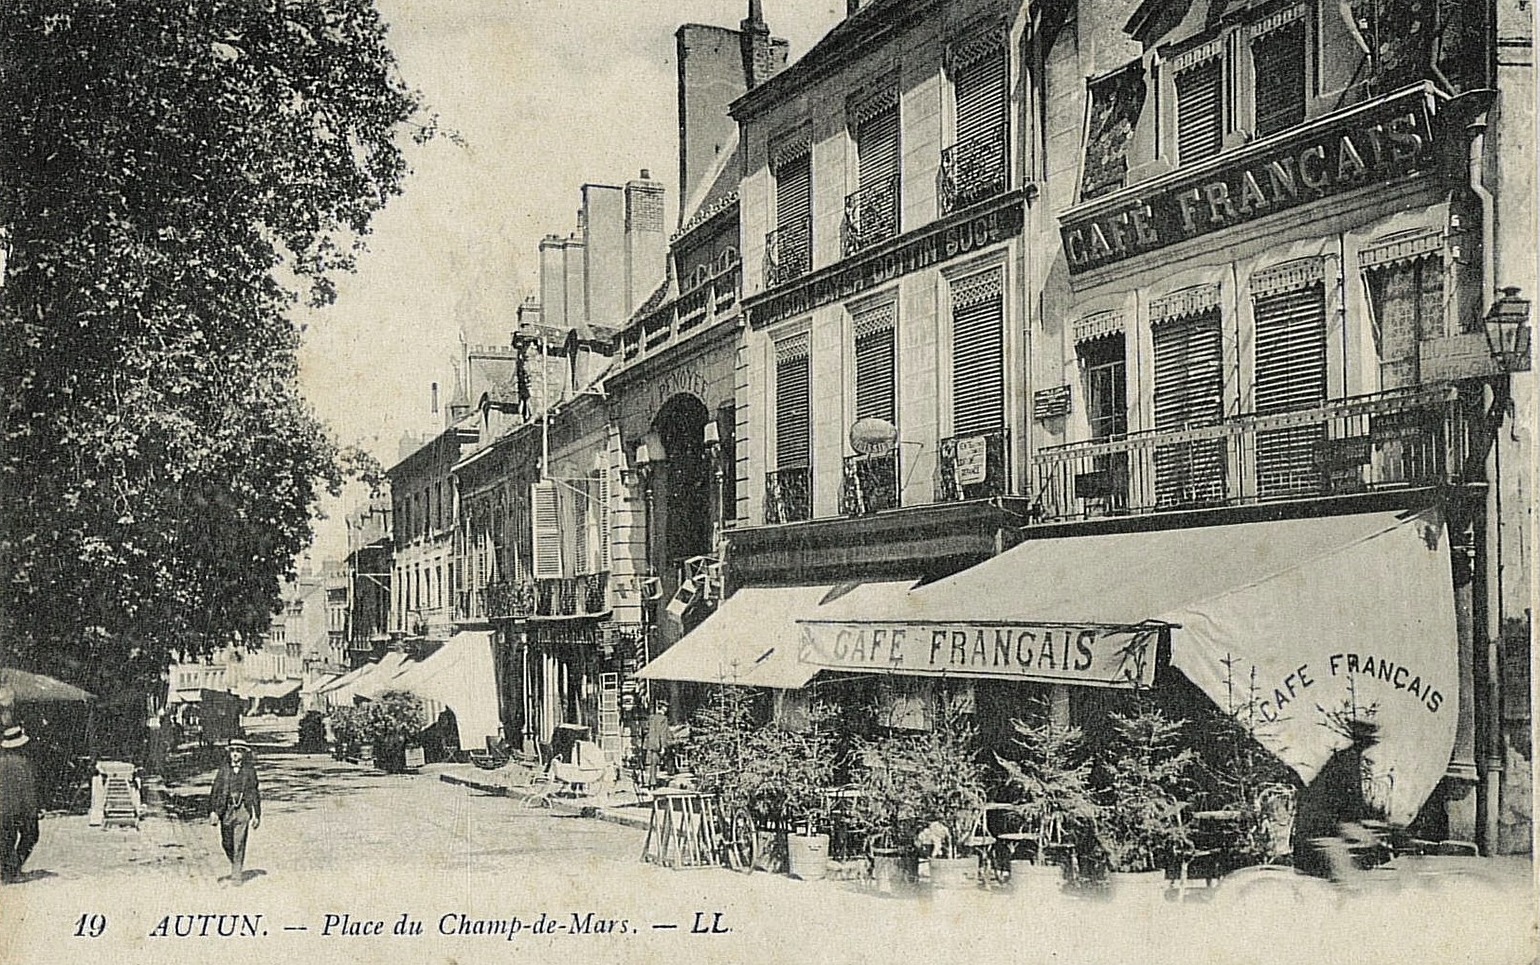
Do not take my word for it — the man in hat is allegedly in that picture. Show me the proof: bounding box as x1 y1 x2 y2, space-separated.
207 738 261 882
0 724 40 883
642 700 673 788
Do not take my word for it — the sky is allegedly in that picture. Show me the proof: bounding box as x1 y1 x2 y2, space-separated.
294 0 846 559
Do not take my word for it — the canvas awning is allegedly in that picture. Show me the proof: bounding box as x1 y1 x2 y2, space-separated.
0 667 95 703
328 652 408 706
384 631 500 749
166 689 203 704
254 679 301 700
636 582 917 690
801 509 1458 825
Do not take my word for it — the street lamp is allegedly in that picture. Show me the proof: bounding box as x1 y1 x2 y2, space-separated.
1483 287 1532 373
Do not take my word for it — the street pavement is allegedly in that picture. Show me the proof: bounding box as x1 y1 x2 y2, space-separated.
1 741 1535 965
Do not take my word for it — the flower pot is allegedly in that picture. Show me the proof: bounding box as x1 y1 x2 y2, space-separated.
870 847 918 894
926 855 980 890
1107 870 1170 912
786 833 830 880
1009 860 1063 901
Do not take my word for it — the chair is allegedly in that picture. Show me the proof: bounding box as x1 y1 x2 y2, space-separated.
468 735 510 770
522 740 614 806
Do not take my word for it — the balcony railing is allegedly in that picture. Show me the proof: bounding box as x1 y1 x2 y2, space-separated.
764 465 813 524
843 175 900 256
937 429 1010 502
475 574 610 620
764 216 812 289
1029 386 1469 522
617 261 742 364
939 125 1008 217
840 453 901 516
481 580 537 620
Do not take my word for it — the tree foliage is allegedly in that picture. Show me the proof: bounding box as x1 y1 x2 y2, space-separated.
0 0 421 693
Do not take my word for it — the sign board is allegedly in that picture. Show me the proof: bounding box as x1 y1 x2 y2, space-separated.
798 621 1159 688
952 436 989 485
1419 333 1500 382
1032 384 1072 421
404 746 426 769
849 417 899 456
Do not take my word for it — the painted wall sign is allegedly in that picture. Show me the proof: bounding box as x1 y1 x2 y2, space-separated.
951 436 989 485
797 620 1159 687
1060 87 1437 275
746 193 1024 328
849 417 899 456
1032 384 1072 420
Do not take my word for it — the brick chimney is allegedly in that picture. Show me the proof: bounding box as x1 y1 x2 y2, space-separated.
624 171 666 315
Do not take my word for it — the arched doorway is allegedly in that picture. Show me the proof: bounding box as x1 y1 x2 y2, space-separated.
654 394 713 576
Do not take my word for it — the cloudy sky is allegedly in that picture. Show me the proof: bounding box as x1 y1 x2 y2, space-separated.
295 0 845 557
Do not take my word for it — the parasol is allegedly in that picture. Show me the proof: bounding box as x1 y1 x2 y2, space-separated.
0 667 96 703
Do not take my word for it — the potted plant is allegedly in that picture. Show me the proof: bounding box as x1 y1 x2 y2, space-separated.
684 686 787 871
852 695 987 891
1095 698 1195 906
996 706 1102 899
744 705 838 881
360 690 427 774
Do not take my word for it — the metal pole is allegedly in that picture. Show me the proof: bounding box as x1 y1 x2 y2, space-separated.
1481 380 1505 853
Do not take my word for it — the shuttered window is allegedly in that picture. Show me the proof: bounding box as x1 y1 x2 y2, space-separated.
1153 311 1225 505
776 152 812 232
951 270 1005 437
856 104 900 190
853 303 897 423
775 335 812 469
570 481 589 576
530 481 562 579
954 45 1007 145
1367 258 1442 389
1176 58 1224 164
1254 281 1326 497
1252 20 1306 138
594 469 611 572
1079 336 1128 440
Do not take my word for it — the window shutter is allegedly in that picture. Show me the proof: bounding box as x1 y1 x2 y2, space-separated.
1152 311 1225 504
530 481 562 579
775 336 812 469
1252 21 1306 138
853 303 897 423
571 480 589 576
951 270 1005 437
954 46 1007 145
1176 58 1223 164
1254 282 1326 496
595 468 611 572
775 153 812 231
856 105 901 190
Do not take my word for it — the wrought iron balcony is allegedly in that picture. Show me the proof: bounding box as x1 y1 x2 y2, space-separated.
1029 386 1470 522
840 452 901 516
764 216 812 289
764 465 813 524
481 580 536 620
937 428 1010 502
939 125 1008 216
842 175 900 256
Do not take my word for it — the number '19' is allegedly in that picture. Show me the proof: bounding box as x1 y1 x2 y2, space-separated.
74 913 106 938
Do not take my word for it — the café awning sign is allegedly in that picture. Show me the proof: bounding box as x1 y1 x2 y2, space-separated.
797 620 1161 688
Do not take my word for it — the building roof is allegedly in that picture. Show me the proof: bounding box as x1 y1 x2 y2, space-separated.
675 128 742 242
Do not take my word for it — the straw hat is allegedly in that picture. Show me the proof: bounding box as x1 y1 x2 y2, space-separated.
227 738 251 753
0 725 30 749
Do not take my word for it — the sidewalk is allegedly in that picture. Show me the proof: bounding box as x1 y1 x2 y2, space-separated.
429 760 654 830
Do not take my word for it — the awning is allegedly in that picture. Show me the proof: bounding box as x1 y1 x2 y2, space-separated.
384 631 500 749
637 582 917 690
803 509 1458 825
166 689 203 704
329 652 408 706
0 667 94 703
255 679 301 700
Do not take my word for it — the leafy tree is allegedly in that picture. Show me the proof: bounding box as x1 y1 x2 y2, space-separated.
1095 698 1195 874
0 0 423 695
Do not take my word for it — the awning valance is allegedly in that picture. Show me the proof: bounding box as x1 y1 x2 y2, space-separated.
802 509 1458 825
636 582 917 690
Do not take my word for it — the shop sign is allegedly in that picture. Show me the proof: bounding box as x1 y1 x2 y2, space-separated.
952 436 989 485
797 621 1159 688
1032 384 1072 421
746 194 1024 328
1060 88 1436 275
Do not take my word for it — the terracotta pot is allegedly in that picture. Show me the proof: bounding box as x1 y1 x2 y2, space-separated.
786 833 830 881
926 855 980 890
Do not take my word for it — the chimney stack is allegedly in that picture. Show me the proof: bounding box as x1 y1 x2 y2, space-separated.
624 171 666 315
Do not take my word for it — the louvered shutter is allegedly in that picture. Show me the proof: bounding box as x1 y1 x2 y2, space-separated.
1254 283 1326 496
1176 59 1223 164
857 107 900 190
571 481 589 576
595 469 611 572
1252 21 1305 138
776 153 812 232
854 303 897 423
955 47 1007 145
1152 312 1225 505
951 270 1005 437
775 344 812 469
530 481 562 579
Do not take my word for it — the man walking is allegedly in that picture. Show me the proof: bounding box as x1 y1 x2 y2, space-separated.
208 738 261 883
0 725 41 884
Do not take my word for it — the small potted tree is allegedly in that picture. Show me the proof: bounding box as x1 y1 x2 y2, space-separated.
749 707 838 881
361 690 428 774
1095 698 1195 906
996 707 1102 900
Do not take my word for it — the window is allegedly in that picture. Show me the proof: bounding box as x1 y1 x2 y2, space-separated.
950 269 1006 437
1174 52 1223 164
1151 288 1225 506
1251 18 1306 137
1366 256 1443 389
942 36 1009 214
768 139 813 285
774 333 812 469
1080 63 1147 201
846 94 901 253
1252 260 1327 496
853 303 897 424
1079 336 1127 440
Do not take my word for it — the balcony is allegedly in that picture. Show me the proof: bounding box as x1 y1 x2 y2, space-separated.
840 453 900 516
842 176 900 256
475 574 610 620
939 125 1008 217
764 466 812 524
481 580 537 620
764 216 812 289
937 429 1010 502
1029 386 1470 522
616 261 741 364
